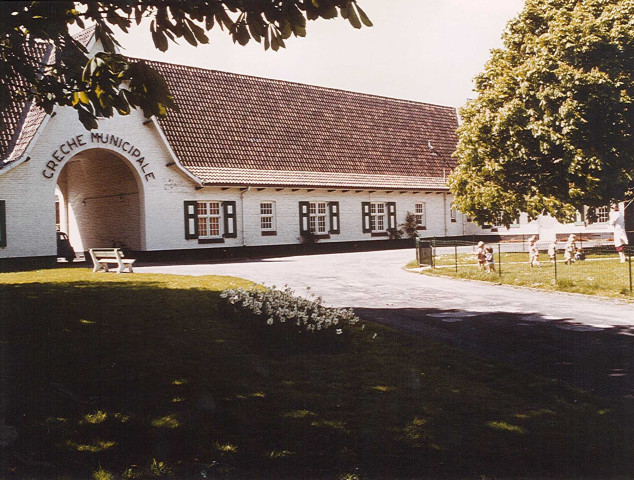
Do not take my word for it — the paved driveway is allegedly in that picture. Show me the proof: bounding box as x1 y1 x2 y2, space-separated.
138 249 634 397
137 249 634 330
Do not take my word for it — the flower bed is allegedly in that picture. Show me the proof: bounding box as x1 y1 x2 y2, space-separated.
220 285 360 353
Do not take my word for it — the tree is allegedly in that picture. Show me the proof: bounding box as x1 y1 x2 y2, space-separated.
0 1 371 130
449 0 633 226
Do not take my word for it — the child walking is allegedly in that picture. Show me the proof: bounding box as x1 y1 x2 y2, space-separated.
564 234 577 265
475 241 486 270
548 240 557 262
485 246 496 273
528 235 540 268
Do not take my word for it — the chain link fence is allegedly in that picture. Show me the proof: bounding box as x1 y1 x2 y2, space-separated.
415 235 633 295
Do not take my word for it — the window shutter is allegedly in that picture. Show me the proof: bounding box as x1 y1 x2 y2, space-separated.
0 201 6 248
299 201 310 234
387 202 397 230
361 202 371 233
184 201 199 239
223 201 237 238
328 202 340 234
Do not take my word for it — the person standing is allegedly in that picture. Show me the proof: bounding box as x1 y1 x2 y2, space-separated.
564 234 577 265
528 235 541 268
609 204 629 263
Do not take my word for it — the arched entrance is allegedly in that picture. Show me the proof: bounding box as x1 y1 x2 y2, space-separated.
55 148 144 258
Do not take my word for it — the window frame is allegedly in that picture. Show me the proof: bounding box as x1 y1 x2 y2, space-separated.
370 202 387 232
197 201 223 239
309 201 328 235
415 202 426 229
595 206 609 223
260 201 276 234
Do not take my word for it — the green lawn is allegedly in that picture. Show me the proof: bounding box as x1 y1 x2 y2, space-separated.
416 251 634 299
1 269 633 479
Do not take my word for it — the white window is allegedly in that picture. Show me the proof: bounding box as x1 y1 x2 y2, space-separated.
370 202 386 232
309 202 327 234
260 202 276 231
197 201 222 238
450 203 457 223
415 202 426 227
595 206 609 223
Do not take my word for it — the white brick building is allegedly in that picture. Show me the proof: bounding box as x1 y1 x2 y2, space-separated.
0 29 624 268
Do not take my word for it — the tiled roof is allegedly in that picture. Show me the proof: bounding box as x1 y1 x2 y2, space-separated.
1 28 96 168
186 166 449 190
0 43 49 164
148 60 458 188
2 27 459 190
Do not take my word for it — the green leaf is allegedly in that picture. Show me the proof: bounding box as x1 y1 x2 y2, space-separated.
355 4 373 27
346 4 362 29
151 22 169 52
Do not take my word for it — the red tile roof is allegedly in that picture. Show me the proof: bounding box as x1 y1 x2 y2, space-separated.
2 28 459 190
1 29 95 167
0 43 49 164
148 60 458 189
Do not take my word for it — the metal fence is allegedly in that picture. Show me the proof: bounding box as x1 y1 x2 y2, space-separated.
415 236 633 294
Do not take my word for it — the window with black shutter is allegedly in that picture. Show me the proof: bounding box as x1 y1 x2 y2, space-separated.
223 201 237 238
299 201 310 234
361 202 371 233
328 202 340 234
184 201 198 239
387 202 397 230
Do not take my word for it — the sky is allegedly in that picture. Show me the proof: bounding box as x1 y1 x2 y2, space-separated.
116 0 526 109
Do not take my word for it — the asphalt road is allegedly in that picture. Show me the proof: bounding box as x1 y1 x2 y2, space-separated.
137 249 634 397
137 248 634 331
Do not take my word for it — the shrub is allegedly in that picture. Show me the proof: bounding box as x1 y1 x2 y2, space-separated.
399 211 420 239
220 285 360 352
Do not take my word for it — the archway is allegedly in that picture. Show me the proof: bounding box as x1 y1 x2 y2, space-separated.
56 148 144 257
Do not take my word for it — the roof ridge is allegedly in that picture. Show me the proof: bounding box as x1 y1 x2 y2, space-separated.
132 55 457 112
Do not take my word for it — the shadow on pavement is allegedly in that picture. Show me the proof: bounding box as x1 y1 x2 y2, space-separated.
353 306 634 400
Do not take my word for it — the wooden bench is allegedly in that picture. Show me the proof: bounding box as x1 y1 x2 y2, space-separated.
89 248 135 273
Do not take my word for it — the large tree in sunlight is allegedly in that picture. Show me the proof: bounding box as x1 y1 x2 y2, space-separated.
0 1 371 129
449 0 633 225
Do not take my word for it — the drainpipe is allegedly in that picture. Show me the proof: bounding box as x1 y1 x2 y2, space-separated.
240 186 250 246
443 192 448 237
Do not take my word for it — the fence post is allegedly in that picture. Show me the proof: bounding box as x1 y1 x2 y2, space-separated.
554 249 558 283
455 244 458 273
498 243 502 276
627 246 632 294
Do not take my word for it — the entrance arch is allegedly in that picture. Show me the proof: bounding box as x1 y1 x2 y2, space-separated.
55 148 144 255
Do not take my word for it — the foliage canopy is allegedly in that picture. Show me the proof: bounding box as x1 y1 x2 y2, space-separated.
0 1 371 130
449 0 633 225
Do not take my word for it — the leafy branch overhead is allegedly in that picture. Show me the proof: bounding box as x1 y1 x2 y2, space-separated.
0 1 372 130
449 0 633 225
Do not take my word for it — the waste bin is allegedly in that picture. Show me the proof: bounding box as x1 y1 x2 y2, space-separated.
415 238 433 267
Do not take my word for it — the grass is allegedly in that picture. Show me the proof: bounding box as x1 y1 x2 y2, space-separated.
416 251 634 299
0 268 633 479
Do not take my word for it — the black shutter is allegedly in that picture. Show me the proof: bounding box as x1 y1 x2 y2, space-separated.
387 202 397 230
184 201 199 239
223 201 237 238
299 201 310 234
0 201 6 248
328 202 340 234
361 202 371 233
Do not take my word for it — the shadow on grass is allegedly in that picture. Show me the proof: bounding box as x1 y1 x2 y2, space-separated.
354 306 634 398
0 279 633 479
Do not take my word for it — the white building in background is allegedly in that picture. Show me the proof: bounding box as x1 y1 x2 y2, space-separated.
0 28 623 269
